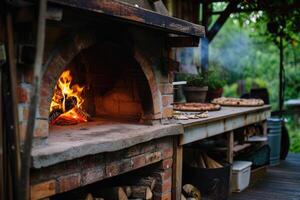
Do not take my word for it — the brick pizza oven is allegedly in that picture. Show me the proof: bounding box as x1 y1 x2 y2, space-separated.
14 0 204 199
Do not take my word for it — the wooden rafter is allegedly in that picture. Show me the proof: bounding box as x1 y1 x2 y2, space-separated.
48 0 205 37
207 0 241 42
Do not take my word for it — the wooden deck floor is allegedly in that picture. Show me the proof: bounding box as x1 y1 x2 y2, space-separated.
229 153 300 200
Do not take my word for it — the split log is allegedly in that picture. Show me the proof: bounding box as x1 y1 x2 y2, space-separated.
202 154 222 168
122 186 132 197
182 184 201 200
85 193 93 200
95 187 128 200
126 176 156 190
197 154 206 168
130 186 153 200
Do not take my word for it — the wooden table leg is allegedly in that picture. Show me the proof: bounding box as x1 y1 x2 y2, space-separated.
227 131 234 164
172 136 183 200
262 120 268 136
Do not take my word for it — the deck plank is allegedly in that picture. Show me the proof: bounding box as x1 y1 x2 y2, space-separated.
229 153 300 200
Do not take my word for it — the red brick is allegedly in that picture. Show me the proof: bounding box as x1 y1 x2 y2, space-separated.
160 158 173 170
153 191 172 200
162 95 173 107
145 151 162 164
142 141 156 154
81 167 104 186
17 85 30 103
154 177 172 194
31 180 56 200
159 84 173 94
163 168 172 181
57 173 81 193
162 147 173 159
131 154 146 169
106 159 131 177
156 137 173 150
125 145 141 158
162 106 173 118
33 119 48 138
80 154 104 169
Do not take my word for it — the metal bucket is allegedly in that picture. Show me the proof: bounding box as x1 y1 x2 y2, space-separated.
267 118 282 166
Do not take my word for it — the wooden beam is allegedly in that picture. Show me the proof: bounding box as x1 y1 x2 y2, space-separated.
207 0 240 43
167 36 199 47
48 0 205 37
172 136 183 200
227 131 234 164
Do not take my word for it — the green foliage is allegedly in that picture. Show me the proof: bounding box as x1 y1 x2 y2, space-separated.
207 70 226 90
180 73 208 87
223 83 238 97
286 120 300 153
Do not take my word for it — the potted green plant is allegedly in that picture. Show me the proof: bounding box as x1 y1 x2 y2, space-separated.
183 73 208 103
206 70 226 102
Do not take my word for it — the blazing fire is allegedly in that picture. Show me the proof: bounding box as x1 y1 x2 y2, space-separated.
49 70 88 125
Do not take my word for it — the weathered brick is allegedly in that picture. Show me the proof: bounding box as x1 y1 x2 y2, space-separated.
162 106 173 118
131 154 146 169
162 147 173 159
160 158 173 170
106 159 131 177
81 167 104 186
162 95 173 107
141 140 156 153
80 154 104 169
33 119 49 138
125 145 141 158
159 83 173 94
31 180 56 200
57 173 81 193
154 177 172 194
145 151 162 164
17 85 30 103
31 160 80 184
153 191 172 200
156 137 173 150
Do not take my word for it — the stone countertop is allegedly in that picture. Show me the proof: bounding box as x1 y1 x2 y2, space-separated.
31 119 183 168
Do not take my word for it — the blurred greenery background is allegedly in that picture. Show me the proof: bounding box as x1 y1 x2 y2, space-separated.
207 6 300 152
178 3 300 152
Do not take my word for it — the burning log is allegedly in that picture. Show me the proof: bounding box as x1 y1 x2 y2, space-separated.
50 107 89 125
49 70 88 125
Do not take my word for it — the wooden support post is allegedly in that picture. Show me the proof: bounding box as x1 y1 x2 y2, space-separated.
227 131 234 164
262 120 268 136
172 136 183 200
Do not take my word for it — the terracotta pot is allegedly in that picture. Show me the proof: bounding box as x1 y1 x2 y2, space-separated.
206 88 223 102
184 86 208 103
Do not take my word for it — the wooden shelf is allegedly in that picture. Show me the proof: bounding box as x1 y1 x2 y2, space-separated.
233 143 252 153
49 0 205 37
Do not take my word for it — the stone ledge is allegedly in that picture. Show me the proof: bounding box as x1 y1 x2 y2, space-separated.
31 120 183 168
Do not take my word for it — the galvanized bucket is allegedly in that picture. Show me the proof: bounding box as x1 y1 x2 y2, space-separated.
267 118 282 166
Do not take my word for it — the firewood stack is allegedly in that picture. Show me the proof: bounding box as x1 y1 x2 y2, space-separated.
181 151 224 200
83 176 156 200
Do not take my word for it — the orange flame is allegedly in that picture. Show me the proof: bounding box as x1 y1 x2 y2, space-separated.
50 70 87 125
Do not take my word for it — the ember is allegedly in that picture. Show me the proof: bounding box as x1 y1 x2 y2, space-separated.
49 70 88 125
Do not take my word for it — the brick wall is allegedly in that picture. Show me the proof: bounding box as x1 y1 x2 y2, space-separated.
17 30 175 144
30 137 174 200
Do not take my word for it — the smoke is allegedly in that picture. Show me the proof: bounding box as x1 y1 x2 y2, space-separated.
208 30 253 79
